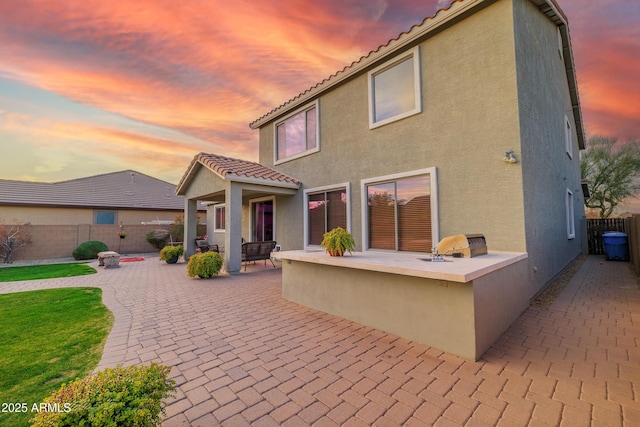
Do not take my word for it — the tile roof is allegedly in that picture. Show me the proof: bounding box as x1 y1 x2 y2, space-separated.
0 170 200 211
176 153 300 195
198 153 299 184
248 0 583 149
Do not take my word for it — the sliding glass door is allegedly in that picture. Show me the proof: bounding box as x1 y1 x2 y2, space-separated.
252 199 273 242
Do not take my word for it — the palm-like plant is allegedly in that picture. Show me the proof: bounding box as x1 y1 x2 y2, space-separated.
320 227 356 256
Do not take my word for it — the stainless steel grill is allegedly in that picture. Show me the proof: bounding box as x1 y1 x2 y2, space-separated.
436 234 488 258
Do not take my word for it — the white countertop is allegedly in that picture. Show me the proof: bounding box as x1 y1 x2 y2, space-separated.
276 250 528 283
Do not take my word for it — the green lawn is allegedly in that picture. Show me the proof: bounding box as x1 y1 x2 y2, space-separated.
0 263 96 282
0 288 114 427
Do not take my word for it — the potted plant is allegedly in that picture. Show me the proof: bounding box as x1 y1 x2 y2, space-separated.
187 251 223 279
117 231 127 239
159 245 184 264
320 227 356 256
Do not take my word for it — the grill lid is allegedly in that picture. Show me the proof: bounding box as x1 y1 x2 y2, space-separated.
436 234 487 258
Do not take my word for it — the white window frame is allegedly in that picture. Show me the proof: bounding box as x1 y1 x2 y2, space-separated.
213 204 226 232
274 100 320 165
565 114 573 159
361 167 439 252
557 27 564 60
566 188 575 239
368 46 422 129
303 182 351 249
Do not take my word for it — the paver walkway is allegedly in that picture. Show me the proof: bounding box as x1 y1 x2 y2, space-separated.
1 255 638 426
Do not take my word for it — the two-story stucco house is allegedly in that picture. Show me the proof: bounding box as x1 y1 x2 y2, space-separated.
177 0 585 359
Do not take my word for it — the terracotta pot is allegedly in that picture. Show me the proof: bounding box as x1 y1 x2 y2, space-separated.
328 249 344 257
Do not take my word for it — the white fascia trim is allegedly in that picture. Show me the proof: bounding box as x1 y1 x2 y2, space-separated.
303 182 352 249
368 46 422 129
273 100 320 166
360 167 439 252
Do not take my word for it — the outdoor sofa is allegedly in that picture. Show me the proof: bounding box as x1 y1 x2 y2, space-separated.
241 241 277 271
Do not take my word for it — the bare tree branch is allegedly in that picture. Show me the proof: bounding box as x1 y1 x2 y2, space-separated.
581 136 640 218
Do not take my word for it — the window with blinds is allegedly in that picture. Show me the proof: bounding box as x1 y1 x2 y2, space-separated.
307 189 347 245
367 175 431 252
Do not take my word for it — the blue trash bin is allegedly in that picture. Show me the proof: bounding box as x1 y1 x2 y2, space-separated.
602 232 629 261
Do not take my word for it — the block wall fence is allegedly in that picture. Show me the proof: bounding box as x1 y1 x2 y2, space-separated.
8 224 205 261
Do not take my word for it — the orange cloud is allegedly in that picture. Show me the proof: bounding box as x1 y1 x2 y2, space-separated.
576 36 640 139
564 1 640 140
0 0 637 185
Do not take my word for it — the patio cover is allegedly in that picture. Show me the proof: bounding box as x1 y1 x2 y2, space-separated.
176 153 300 273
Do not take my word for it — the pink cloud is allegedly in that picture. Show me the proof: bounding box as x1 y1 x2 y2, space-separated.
564 1 640 140
0 0 637 184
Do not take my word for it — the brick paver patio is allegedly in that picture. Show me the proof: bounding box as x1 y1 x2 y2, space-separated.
1 255 638 426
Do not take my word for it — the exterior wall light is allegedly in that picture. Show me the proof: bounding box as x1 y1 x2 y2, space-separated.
503 150 518 163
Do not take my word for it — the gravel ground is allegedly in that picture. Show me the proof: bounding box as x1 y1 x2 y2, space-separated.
530 255 586 309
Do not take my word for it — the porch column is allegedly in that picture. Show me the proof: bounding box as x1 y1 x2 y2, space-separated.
184 198 198 260
225 182 242 273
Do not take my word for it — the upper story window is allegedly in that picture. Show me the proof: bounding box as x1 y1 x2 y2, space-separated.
275 101 319 164
565 115 573 159
557 27 564 60
368 46 422 129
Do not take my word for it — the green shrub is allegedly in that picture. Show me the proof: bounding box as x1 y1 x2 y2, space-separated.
159 245 184 261
146 229 169 250
31 363 175 427
187 251 223 279
320 227 356 256
72 241 108 260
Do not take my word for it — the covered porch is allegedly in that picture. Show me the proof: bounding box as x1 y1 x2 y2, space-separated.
176 153 300 273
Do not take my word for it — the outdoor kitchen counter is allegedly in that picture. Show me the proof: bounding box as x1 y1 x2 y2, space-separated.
276 250 528 283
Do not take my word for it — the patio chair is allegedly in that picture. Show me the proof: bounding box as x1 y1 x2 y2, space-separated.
195 239 219 253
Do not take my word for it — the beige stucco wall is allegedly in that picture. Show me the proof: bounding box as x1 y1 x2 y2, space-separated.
283 260 477 359
259 0 526 255
472 257 531 356
512 0 584 294
181 166 226 202
282 256 530 361
0 206 92 224
0 205 182 225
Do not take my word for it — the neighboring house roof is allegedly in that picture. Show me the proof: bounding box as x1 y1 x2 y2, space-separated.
248 0 584 149
0 170 201 211
176 153 300 195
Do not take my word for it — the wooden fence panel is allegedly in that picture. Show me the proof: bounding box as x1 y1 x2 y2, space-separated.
586 218 629 256
629 215 640 275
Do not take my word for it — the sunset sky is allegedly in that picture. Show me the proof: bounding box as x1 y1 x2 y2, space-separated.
0 0 638 185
